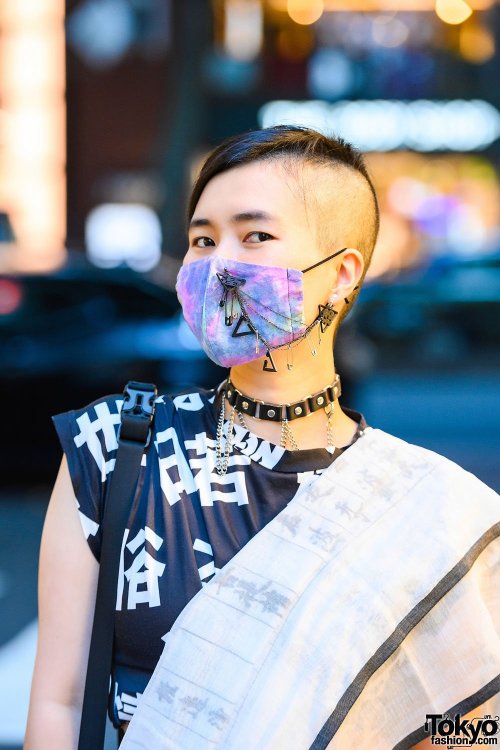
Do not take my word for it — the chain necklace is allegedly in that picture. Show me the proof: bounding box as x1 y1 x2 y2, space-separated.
216 385 337 476
280 418 300 451
325 403 336 454
215 396 236 476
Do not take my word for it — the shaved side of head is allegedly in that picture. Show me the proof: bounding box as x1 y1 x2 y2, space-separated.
306 162 378 266
188 126 380 320
273 156 379 315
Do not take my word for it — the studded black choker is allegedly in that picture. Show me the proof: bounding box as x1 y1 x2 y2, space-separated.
224 375 341 423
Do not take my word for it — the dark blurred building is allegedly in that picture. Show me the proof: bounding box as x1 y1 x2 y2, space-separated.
65 0 500 269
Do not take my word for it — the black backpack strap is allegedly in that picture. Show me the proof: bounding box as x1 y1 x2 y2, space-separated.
78 381 158 750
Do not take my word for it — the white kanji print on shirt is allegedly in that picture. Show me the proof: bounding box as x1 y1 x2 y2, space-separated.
75 498 99 540
193 538 221 585
185 429 251 507
173 392 204 411
73 399 123 480
116 526 166 611
231 422 285 469
155 426 197 506
53 385 360 729
115 688 142 722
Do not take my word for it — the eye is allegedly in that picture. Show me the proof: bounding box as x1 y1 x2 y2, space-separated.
244 231 274 243
191 236 215 248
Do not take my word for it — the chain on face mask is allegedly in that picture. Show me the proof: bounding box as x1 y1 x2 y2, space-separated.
175 248 347 370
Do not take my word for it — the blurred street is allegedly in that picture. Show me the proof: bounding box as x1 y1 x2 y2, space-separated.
1 367 498 749
0 493 43 750
0 0 499 746
356 369 500 492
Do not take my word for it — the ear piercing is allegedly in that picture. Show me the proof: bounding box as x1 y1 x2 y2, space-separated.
317 303 338 334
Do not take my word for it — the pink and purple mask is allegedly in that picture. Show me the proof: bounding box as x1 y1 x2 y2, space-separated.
175 248 347 371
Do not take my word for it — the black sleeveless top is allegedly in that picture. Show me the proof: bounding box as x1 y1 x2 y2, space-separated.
52 382 366 727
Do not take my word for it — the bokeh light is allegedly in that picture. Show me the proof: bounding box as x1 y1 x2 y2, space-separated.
459 20 495 63
224 0 263 62
366 152 499 276
372 15 409 47
287 0 325 26
85 204 162 272
259 99 500 152
435 0 473 25
0 0 66 271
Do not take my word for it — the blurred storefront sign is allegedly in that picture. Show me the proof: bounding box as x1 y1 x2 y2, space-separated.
0 0 66 273
259 99 499 152
365 152 499 277
258 97 499 278
85 203 162 272
223 0 263 61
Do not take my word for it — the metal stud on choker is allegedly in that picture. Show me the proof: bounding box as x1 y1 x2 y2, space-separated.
214 375 342 476
225 375 341 423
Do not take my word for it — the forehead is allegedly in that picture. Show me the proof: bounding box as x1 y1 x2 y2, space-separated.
192 159 314 223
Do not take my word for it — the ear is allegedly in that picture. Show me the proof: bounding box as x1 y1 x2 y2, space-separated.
328 247 364 306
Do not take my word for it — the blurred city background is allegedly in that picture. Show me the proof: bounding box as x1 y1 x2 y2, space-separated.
0 0 499 747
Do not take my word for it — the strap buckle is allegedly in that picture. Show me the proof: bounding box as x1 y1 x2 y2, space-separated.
120 381 158 445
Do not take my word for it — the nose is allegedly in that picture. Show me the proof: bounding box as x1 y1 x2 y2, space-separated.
210 231 245 262
183 234 239 267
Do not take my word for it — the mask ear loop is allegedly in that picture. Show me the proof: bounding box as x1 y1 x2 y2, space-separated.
301 247 348 274
301 248 347 350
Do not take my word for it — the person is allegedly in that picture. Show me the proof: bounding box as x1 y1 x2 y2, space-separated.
25 126 499 750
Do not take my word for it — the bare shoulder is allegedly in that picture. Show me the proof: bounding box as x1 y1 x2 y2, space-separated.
25 455 100 743
37 454 100 695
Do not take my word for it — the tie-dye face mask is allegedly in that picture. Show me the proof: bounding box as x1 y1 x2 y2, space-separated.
175 248 347 370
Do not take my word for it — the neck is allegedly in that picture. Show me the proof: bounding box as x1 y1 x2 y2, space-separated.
229 332 337 404
224 331 360 450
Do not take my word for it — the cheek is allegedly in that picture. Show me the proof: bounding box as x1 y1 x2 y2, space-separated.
302 275 330 325
182 248 197 266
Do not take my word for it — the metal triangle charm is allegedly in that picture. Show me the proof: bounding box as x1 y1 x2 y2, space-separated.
318 303 338 334
232 314 256 338
263 348 277 372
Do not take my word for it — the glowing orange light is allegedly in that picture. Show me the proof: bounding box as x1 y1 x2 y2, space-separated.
0 0 66 272
435 0 473 24
459 21 495 62
287 0 324 25
266 0 492 12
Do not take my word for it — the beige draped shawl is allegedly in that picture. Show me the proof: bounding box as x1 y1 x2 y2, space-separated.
120 427 500 749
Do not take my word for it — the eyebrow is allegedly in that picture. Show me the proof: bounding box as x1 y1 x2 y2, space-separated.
188 210 279 230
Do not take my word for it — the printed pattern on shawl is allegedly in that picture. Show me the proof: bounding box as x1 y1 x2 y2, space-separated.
121 427 500 750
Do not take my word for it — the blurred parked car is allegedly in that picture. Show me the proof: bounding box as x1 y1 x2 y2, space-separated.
0 263 226 482
352 253 500 368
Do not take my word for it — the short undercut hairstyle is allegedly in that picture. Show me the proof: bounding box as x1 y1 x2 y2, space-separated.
187 125 380 313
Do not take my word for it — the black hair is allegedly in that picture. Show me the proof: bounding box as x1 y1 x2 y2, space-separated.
189 124 378 225
187 125 380 313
